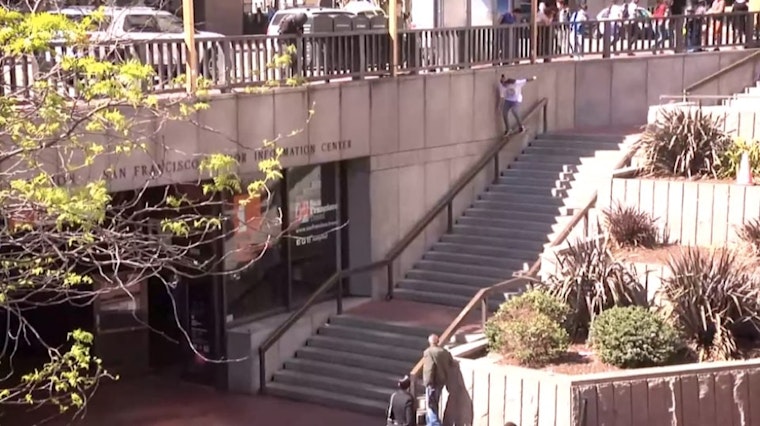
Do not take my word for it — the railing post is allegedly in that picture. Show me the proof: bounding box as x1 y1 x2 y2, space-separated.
480 297 488 328
389 0 399 76
258 347 267 393
602 21 612 58
386 262 394 300
337 274 344 314
493 154 500 184
582 210 589 239
542 101 548 134
673 16 686 53
446 202 453 232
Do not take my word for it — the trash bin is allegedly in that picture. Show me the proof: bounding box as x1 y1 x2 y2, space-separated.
369 16 389 71
351 15 370 74
331 14 353 74
309 14 335 76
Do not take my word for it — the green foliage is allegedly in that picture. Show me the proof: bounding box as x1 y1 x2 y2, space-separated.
639 108 732 178
716 137 760 179
541 238 647 337
737 218 760 256
603 203 663 249
0 7 288 419
486 290 570 366
499 311 569 366
657 248 760 361
590 306 681 368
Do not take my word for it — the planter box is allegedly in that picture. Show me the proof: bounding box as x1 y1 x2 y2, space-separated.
598 178 760 248
447 351 760 426
648 103 760 141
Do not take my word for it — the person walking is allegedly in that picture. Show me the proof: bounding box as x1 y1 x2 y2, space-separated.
497 74 538 136
387 376 415 426
570 3 589 60
422 334 455 426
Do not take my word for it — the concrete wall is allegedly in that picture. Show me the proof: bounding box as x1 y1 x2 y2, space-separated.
445 357 573 426
598 178 760 247
451 351 760 426
572 359 760 426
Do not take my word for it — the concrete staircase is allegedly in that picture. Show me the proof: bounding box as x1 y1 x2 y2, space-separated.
393 132 634 309
265 314 436 416
722 80 760 108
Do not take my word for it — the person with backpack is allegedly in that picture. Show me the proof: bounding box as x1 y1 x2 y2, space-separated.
623 0 641 55
570 3 589 59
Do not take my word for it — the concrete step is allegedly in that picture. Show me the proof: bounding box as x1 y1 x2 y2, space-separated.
295 346 412 374
451 224 549 243
536 133 626 143
478 191 564 205
471 200 562 216
398 279 493 297
307 335 422 363
462 208 557 224
266 382 387 416
422 251 526 269
522 145 621 156
282 358 398 388
499 169 575 181
394 288 505 310
508 161 578 173
413 260 514 279
273 370 394 402
405 269 504 286
430 241 537 260
438 233 544 252
456 216 555 233
328 315 436 338
317 324 427 350
495 176 570 189
486 183 568 197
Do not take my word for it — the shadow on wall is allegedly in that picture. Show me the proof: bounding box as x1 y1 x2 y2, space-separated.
443 360 473 426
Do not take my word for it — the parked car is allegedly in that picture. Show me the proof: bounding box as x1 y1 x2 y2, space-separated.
342 1 386 18
44 6 227 82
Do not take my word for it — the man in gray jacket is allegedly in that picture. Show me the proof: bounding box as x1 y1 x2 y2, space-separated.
422 334 455 426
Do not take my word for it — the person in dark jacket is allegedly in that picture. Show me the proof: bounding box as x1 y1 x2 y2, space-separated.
422 334 455 426
278 12 307 36
387 376 415 426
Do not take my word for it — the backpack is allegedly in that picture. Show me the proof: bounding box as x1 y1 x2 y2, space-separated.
621 5 630 19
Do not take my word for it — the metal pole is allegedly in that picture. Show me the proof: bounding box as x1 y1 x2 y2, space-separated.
530 0 538 63
182 0 198 93
389 0 399 76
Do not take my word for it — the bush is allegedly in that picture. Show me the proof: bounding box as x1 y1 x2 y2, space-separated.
590 306 681 368
486 290 570 352
657 247 760 361
717 137 760 179
737 218 760 257
541 238 647 337
500 310 569 366
639 108 731 178
603 203 663 249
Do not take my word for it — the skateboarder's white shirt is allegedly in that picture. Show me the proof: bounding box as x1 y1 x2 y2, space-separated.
501 79 527 103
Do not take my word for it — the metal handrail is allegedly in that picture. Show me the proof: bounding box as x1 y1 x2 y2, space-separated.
256 97 549 392
684 50 760 96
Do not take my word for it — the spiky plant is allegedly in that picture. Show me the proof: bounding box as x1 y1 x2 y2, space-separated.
541 238 647 338
737 218 760 257
639 108 732 178
603 203 662 249
657 248 760 361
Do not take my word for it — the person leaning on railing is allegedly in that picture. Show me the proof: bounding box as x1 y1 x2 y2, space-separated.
278 12 307 78
732 0 749 42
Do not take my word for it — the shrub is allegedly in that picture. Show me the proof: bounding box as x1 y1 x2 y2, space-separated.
603 204 663 249
639 108 731 178
657 247 760 361
716 137 760 179
500 310 569 366
737 218 760 257
541 238 647 337
486 290 570 352
590 306 681 368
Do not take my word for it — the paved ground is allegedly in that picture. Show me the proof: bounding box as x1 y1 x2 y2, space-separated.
4 376 378 426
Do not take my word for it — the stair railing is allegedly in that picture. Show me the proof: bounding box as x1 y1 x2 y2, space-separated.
682 50 760 99
257 97 549 393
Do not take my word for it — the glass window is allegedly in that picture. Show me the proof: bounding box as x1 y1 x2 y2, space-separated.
123 14 184 33
223 181 286 322
95 273 148 332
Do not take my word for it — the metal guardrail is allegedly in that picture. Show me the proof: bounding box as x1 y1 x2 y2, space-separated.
2 11 759 95
257 97 548 393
